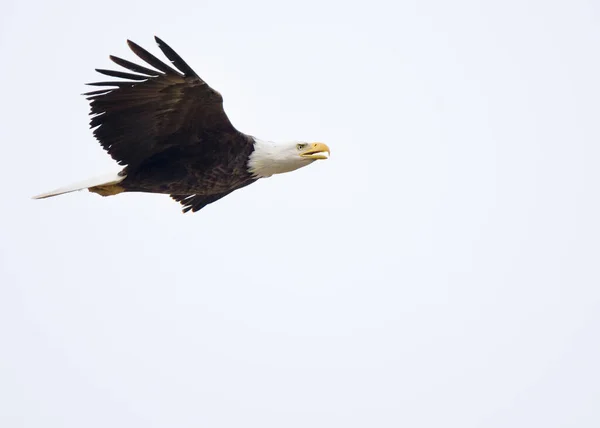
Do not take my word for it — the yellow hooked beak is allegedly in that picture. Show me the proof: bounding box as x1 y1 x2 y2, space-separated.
299 142 331 160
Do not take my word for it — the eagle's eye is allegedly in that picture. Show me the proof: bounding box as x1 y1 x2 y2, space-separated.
296 143 307 151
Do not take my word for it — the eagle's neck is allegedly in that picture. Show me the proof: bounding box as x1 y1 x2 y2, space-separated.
247 137 312 178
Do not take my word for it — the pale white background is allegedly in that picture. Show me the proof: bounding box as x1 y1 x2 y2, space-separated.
1 0 599 427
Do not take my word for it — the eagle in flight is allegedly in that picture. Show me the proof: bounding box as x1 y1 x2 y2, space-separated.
33 36 330 213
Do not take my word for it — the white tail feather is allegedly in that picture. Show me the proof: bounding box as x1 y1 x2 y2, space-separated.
32 172 126 199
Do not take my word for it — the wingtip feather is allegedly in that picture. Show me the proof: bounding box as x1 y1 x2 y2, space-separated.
127 38 181 76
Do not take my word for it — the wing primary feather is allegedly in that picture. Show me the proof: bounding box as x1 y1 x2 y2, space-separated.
95 68 148 81
85 81 136 87
109 55 160 76
154 36 198 78
127 40 182 76
89 113 106 128
82 89 113 96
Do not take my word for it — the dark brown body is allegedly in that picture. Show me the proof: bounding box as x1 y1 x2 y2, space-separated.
121 133 257 195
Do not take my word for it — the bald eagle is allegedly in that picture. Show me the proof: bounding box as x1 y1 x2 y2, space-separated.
33 36 330 213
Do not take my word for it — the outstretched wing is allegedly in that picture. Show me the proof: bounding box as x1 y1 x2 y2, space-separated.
85 36 236 167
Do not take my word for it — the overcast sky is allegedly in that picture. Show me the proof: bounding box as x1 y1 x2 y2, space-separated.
1 0 599 427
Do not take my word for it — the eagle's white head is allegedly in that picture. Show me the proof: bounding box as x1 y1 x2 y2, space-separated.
248 138 330 178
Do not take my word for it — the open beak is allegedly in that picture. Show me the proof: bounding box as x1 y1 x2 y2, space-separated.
300 142 331 160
